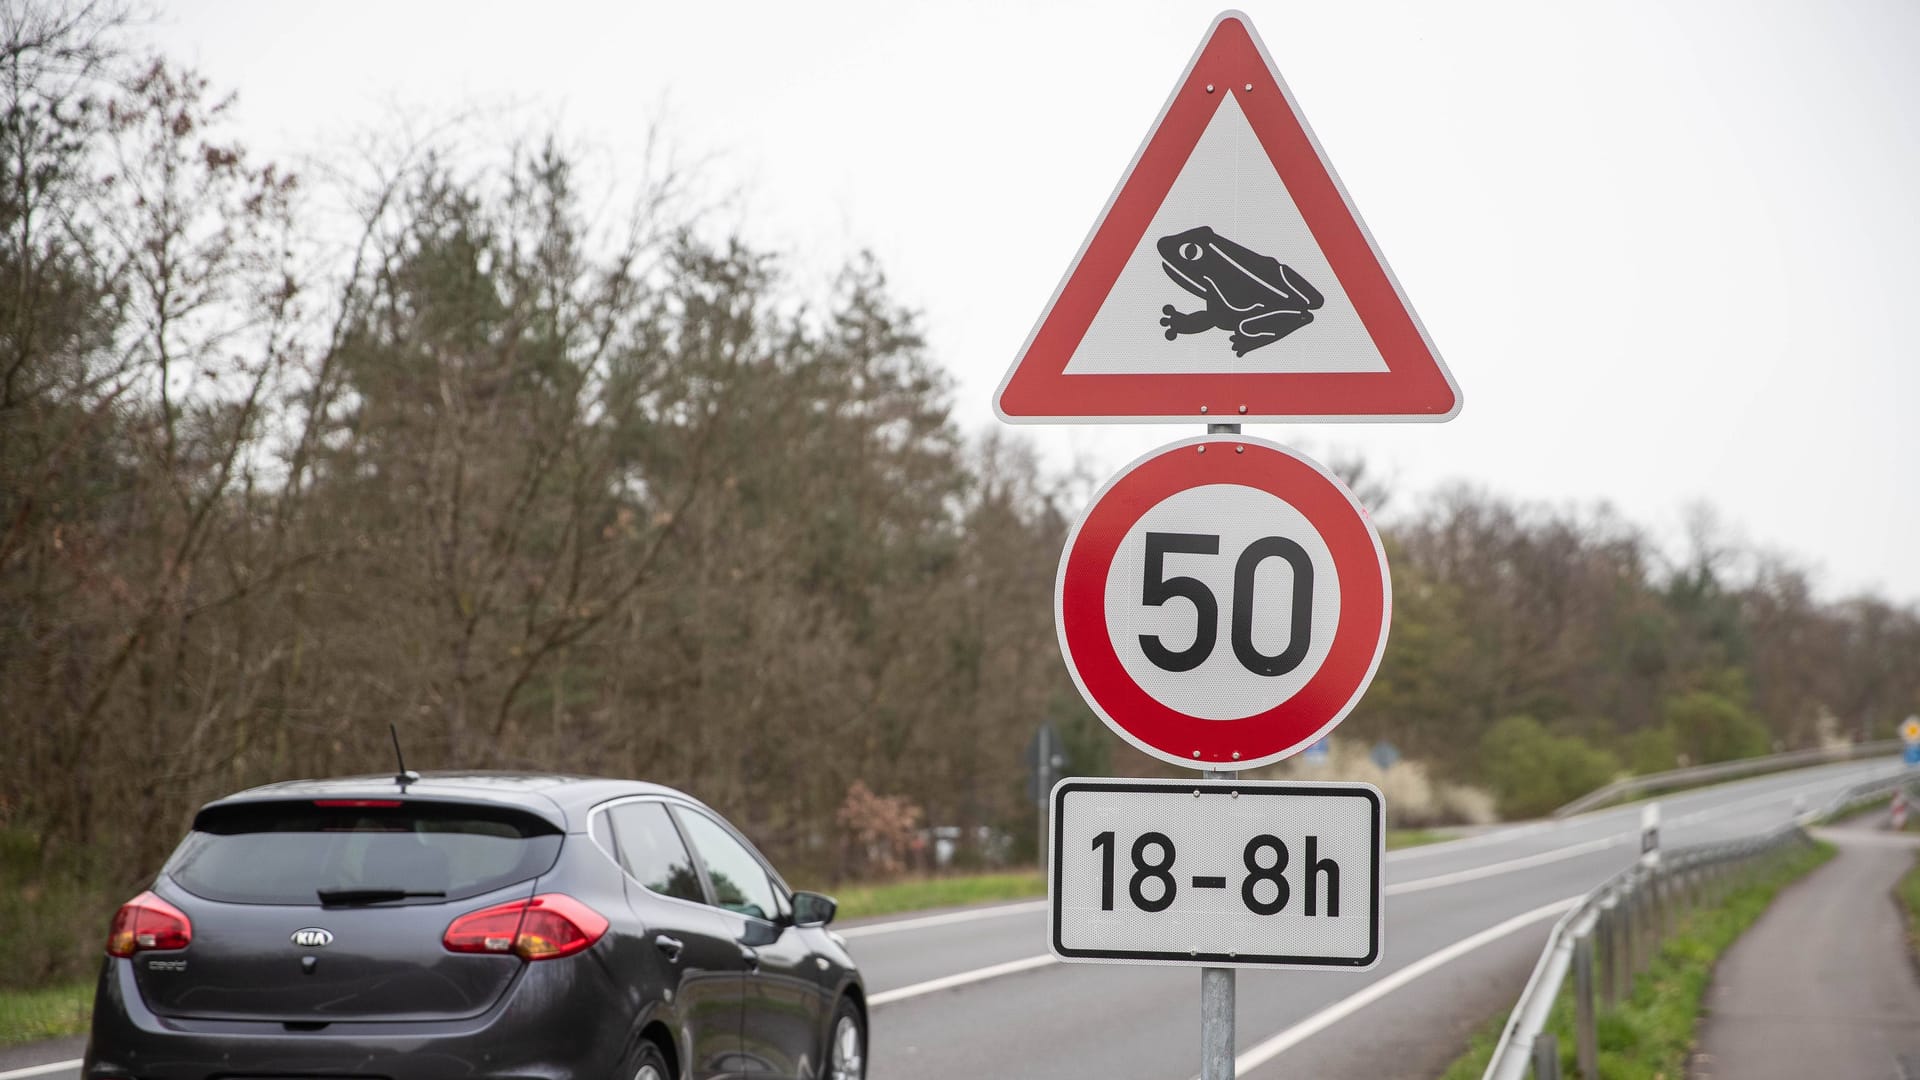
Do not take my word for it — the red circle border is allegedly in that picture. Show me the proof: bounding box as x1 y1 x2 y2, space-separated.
1055 437 1390 768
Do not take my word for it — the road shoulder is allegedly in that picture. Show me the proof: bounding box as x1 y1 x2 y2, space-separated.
0 1034 84 1076
1692 821 1920 1079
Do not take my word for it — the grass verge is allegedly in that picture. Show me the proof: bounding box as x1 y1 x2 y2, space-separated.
1386 828 1452 851
1437 838 1834 1080
0 980 92 1048
1899 851 1920 960
822 870 1046 921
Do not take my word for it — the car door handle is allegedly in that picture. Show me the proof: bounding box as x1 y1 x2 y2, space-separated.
654 935 684 963
739 946 760 972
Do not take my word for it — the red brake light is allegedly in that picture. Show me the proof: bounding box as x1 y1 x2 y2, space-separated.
313 799 403 807
106 891 192 957
443 894 608 961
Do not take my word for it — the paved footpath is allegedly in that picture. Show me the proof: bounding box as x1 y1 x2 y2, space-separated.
1693 819 1920 1080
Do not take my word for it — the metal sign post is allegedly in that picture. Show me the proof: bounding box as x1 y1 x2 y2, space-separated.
1202 425 1238 1080
1201 765 1235 1080
1006 12 1459 1079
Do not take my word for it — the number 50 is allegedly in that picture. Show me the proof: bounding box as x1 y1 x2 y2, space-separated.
1139 532 1313 677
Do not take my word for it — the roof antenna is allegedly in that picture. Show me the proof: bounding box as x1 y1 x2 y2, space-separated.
389 723 420 789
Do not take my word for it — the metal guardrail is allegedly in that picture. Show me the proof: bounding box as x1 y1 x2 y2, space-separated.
1553 740 1905 818
1483 769 1916 1080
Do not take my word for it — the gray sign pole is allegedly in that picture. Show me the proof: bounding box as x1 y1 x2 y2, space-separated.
1200 765 1235 1080
1200 422 1242 1080
1037 723 1053 868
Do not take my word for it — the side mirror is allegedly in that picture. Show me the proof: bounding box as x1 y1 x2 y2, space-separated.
792 890 838 928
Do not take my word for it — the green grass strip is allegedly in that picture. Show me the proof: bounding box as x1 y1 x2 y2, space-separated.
1438 838 1834 1080
1899 850 1920 959
0 979 92 1048
819 870 1047 922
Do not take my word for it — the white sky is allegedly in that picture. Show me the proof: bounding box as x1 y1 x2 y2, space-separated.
152 0 1920 604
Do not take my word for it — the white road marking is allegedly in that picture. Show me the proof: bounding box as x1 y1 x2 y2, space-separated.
1202 894 1584 1080
0 1061 80 1080
1385 834 1625 895
1384 822 1548 860
868 953 1057 1006
836 899 1047 939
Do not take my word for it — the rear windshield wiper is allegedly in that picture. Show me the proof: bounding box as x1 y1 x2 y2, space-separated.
316 887 447 905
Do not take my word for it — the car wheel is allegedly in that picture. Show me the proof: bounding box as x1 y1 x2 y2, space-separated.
824 996 865 1080
624 1038 671 1080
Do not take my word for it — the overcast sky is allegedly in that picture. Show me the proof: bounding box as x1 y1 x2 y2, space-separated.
153 0 1920 604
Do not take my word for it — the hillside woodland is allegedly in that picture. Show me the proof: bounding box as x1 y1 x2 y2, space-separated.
3 3 1917 988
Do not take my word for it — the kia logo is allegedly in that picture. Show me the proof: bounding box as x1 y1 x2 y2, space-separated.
291 928 333 948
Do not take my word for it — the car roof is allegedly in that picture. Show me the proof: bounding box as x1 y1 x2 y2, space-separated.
198 772 706 832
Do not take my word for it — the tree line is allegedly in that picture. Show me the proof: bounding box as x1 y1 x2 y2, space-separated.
2 2 1916 988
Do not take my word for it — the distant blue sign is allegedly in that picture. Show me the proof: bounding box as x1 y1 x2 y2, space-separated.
1302 737 1330 766
1370 740 1401 771
1903 743 1920 768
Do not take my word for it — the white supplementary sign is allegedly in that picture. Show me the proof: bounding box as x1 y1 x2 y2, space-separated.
1049 778 1382 968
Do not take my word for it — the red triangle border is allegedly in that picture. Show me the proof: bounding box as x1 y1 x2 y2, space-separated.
993 11 1460 424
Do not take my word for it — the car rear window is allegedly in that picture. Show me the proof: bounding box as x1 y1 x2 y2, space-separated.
166 800 564 905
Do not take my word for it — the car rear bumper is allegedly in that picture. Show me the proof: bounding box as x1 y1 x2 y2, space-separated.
82 957 635 1080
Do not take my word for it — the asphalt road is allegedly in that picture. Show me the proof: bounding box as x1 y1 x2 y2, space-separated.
5 759 1899 1080
845 759 1899 1080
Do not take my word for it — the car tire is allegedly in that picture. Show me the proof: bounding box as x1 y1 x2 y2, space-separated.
622 1038 672 1080
822 995 866 1080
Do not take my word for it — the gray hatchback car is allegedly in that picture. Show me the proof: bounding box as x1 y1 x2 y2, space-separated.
83 772 866 1080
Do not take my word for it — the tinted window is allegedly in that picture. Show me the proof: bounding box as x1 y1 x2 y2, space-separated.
676 810 779 922
168 801 562 904
608 802 705 903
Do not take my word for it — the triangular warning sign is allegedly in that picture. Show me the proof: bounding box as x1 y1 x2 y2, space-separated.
994 11 1460 424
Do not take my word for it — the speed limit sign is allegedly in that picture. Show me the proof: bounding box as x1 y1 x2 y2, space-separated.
1055 436 1389 769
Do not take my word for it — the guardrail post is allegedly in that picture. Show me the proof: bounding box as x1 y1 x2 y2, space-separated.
1618 878 1637 997
1655 865 1671 946
1630 873 1650 976
1596 896 1617 1009
1573 929 1598 1077
1531 1032 1561 1080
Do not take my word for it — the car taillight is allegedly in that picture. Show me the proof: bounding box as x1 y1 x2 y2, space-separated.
106 891 192 957
443 894 608 961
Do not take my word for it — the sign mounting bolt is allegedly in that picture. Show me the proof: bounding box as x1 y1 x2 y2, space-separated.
1235 445 1244 454
1232 751 1242 759
1197 445 1206 454
1205 83 1216 93
1192 750 1202 758
1238 404 1247 414
1199 405 1209 414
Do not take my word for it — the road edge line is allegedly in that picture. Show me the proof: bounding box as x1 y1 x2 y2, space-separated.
1203 893 1583 1079
1385 837 1623 895
836 899 1048 939
0 1060 82 1080
868 953 1057 1006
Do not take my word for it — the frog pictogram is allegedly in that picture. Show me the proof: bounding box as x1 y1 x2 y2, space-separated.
1157 226 1324 356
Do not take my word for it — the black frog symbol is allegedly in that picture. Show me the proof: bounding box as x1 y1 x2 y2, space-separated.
1157 226 1324 356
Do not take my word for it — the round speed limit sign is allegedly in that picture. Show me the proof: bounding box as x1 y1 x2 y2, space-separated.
1056 436 1390 770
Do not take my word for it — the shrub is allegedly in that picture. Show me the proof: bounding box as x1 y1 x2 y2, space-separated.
1478 716 1621 818
1665 690 1769 764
